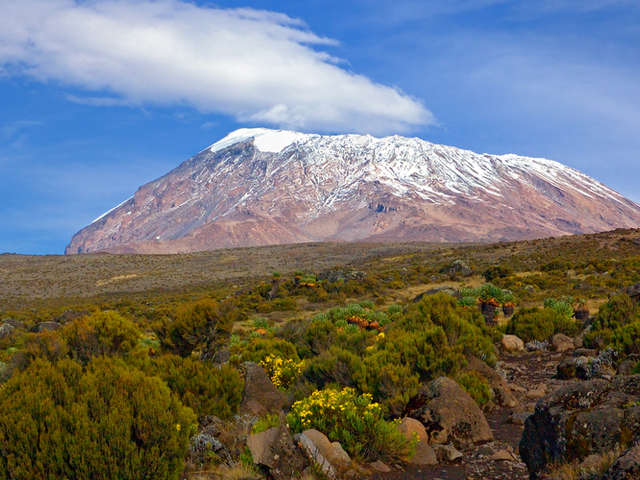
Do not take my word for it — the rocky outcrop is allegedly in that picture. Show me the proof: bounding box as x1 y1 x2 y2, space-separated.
240 362 287 417
520 376 640 479
405 377 493 448
295 429 352 479
66 128 640 254
247 424 308 480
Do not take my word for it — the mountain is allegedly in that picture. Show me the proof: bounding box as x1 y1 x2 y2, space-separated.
66 128 640 254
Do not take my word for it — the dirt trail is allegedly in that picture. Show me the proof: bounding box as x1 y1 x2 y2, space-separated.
374 350 570 480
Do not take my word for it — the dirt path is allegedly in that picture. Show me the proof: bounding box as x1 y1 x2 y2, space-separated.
373 349 570 480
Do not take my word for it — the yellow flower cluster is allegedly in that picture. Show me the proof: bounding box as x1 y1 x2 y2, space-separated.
260 354 304 389
289 387 382 430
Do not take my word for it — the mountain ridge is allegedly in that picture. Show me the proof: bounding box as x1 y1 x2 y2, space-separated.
66 128 640 254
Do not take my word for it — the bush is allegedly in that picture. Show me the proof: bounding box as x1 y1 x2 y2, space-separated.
260 354 304 389
0 357 195 480
506 307 578 342
456 372 494 408
62 310 140 363
287 387 412 462
163 299 236 358
591 294 639 331
140 354 243 420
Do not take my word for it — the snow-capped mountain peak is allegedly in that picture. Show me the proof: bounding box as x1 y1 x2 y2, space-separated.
67 129 640 254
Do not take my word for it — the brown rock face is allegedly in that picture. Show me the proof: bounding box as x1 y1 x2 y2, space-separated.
240 362 286 417
405 376 494 448
66 128 640 254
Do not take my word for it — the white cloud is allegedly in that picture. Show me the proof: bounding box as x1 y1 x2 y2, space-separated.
0 0 432 134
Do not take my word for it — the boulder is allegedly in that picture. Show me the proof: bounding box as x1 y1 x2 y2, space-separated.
247 425 308 480
240 362 287 417
405 377 493 448
296 429 351 479
520 375 640 479
440 259 472 279
33 321 61 332
552 333 574 353
434 444 463 462
0 323 15 339
602 444 640 480
398 417 437 465
465 356 517 408
369 460 391 473
501 335 525 352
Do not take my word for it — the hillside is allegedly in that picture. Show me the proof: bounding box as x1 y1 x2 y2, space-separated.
2 229 640 480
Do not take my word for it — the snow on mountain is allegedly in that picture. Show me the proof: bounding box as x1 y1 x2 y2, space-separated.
67 128 640 254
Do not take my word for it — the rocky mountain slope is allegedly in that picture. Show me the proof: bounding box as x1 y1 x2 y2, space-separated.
66 128 640 254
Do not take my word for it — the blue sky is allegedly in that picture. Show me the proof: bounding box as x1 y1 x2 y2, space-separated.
1 0 639 254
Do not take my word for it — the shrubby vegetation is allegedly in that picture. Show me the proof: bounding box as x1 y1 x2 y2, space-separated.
2 229 640 477
0 357 196 480
287 387 412 462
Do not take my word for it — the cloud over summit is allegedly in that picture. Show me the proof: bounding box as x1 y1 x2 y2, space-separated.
0 0 432 134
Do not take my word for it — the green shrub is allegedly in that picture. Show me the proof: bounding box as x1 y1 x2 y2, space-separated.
141 354 243 420
62 310 140 363
483 265 512 282
456 372 494 408
287 387 412 462
506 306 578 342
0 357 195 480
592 294 639 331
163 299 236 358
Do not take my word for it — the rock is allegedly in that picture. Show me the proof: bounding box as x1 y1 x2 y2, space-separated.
520 375 640 479
369 460 391 473
526 340 550 352
557 357 582 379
552 333 574 353
434 444 463 462
1 317 25 330
574 348 598 357
33 321 61 332
439 259 472 280
501 334 525 352
405 377 493 448
296 429 351 479
0 323 15 339
189 432 223 464
602 444 640 480
398 417 428 442
490 449 517 462
617 355 640 376
398 417 437 465
465 356 517 408
247 425 307 480
526 384 547 400
240 362 287 417
508 412 530 426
